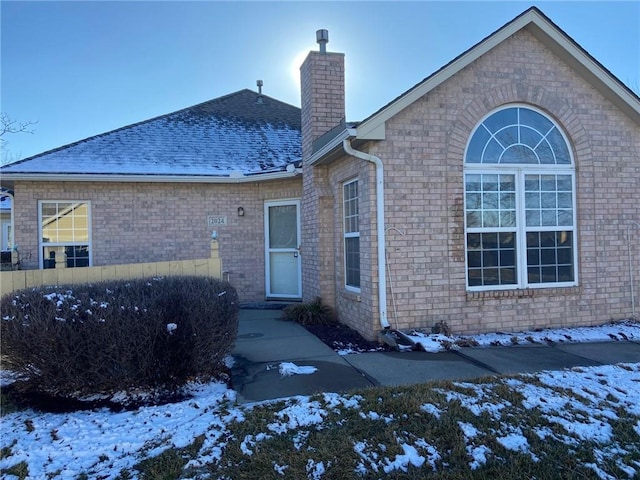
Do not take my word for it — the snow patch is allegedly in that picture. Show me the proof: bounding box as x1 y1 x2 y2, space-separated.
279 362 318 377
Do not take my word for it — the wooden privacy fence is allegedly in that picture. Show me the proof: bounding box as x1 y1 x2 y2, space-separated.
0 242 222 298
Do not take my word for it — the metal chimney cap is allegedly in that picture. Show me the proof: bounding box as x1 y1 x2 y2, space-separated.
316 29 329 53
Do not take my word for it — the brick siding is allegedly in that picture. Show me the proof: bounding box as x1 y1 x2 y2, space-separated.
12 179 302 302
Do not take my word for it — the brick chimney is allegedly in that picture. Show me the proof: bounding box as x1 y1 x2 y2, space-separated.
299 30 345 304
300 29 345 159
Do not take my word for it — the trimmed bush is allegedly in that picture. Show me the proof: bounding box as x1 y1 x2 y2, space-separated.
0 276 238 400
281 297 337 326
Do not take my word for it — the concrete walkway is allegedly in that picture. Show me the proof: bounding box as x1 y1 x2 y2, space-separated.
230 309 640 404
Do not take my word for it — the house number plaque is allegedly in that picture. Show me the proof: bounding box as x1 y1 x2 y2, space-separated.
207 216 227 226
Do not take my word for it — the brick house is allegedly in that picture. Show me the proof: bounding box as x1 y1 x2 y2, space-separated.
1 7 638 339
299 7 639 339
0 90 305 301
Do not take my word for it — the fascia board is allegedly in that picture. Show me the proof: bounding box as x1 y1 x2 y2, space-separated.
308 128 350 165
0 170 302 184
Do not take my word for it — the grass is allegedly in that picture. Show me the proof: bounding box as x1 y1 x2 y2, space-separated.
2 371 639 479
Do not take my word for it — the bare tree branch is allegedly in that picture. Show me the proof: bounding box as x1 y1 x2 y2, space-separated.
0 113 38 137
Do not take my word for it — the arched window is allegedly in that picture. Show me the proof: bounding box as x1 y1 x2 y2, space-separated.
464 106 576 289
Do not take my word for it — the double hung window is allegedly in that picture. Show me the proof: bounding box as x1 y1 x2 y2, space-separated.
40 201 91 269
343 179 360 290
464 106 576 290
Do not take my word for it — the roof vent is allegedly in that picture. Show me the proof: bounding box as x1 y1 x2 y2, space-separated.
316 29 328 54
256 80 264 104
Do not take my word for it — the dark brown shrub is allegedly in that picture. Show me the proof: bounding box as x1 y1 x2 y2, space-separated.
0 276 238 400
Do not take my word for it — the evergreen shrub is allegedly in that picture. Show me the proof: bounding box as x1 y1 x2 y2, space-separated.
0 276 238 400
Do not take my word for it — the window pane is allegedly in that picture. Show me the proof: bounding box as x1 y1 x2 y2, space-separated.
467 233 481 249
495 126 518 147
540 175 556 191
557 176 572 191
345 237 360 288
541 192 556 208
483 139 502 163
343 181 359 234
547 128 571 164
466 232 516 287
483 250 498 267
468 251 482 268
499 192 515 209
466 211 482 228
269 205 297 248
520 108 553 135
535 141 555 164
528 266 541 283
66 246 90 268
525 192 540 209
542 210 557 226
501 144 538 164
466 126 490 163
526 210 541 226
525 176 539 191
483 211 499 228
520 126 542 149
526 231 574 284
483 193 498 209
499 211 515 228
558 209 573 225
482 175 499 191
484 108 517 132
466 192 481 209
466 174 481 192
557 192 572 208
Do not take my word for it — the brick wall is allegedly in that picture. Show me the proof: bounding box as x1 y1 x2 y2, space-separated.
12 178 302 302
314 29 639 338
300 50 345 305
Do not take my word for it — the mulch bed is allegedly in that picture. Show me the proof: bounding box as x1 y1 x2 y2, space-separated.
303 322 392 353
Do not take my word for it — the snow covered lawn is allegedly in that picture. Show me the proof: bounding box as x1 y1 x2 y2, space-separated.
2 361 639 479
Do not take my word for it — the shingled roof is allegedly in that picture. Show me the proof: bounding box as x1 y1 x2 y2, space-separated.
0 89 301 179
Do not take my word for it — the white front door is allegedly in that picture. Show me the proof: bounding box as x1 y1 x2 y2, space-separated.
265 200 301 299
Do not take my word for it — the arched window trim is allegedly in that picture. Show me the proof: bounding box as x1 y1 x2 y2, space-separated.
465 104 574 167
463 104 578 291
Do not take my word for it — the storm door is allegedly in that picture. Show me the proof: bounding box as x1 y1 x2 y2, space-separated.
264 200 301 299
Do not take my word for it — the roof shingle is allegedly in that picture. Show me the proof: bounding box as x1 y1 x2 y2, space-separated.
1 89 301 177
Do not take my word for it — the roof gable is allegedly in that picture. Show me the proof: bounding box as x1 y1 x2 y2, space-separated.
355 7 640 141
1 89 301 181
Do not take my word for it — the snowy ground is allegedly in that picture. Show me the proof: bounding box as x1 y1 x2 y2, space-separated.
405 319 640 353
1 323 639 479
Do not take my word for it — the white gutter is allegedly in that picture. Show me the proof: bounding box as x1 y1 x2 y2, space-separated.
342 134 390 329
0 168 302 184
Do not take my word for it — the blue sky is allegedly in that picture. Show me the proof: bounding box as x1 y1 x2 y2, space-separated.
1 1 638 161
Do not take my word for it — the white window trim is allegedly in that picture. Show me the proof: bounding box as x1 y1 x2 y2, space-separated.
343 178 361 292
464 105 577 291
38 200 92 269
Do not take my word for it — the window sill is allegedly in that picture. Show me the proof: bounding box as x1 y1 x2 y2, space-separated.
467 286 580 301
341 289 362 302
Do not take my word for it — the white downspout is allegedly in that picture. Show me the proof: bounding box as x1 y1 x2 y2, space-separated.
343 137 390 329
